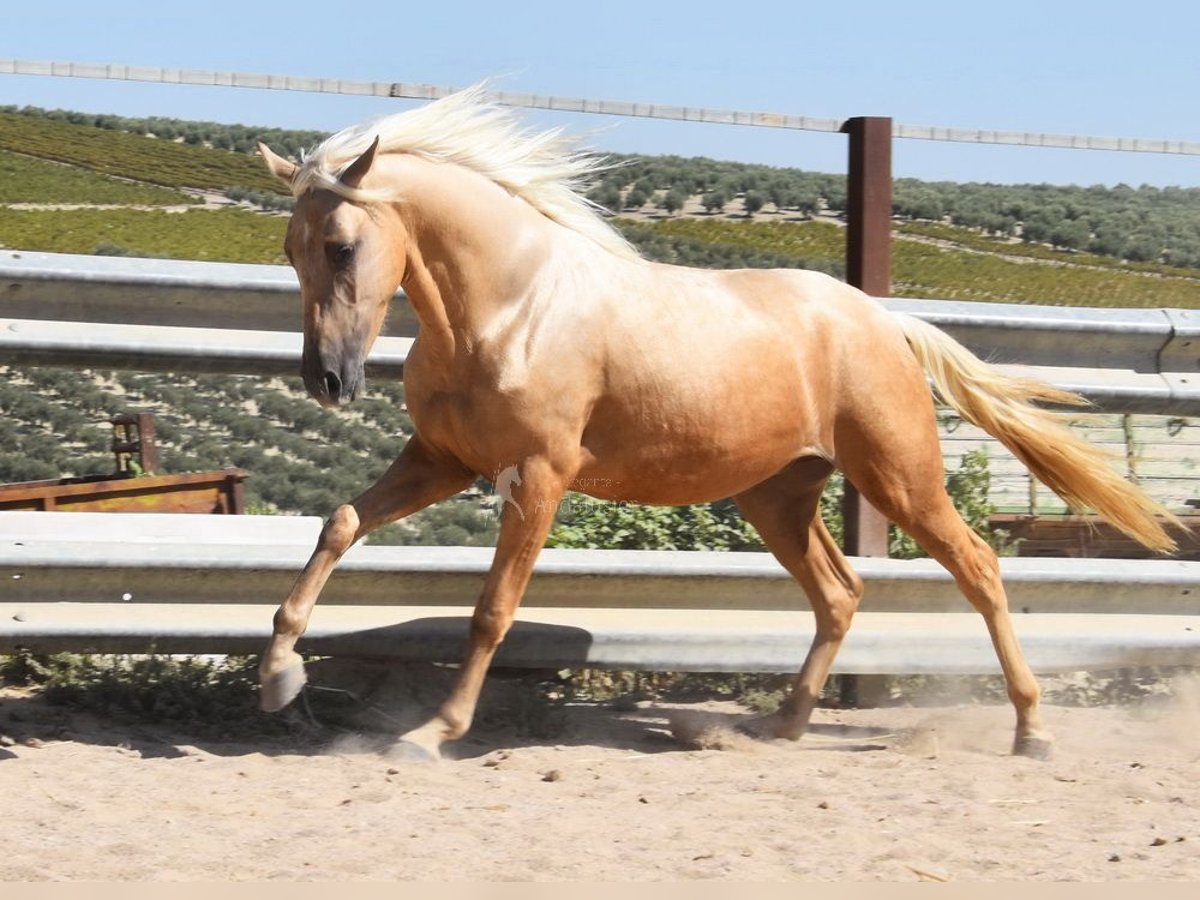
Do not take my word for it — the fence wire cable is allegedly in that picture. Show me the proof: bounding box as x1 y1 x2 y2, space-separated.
4 58 1200 156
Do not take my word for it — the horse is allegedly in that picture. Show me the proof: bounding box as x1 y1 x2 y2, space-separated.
256 85 1179 761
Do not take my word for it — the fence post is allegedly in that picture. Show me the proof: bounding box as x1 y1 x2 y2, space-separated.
840 116 893 558
838 116 893 707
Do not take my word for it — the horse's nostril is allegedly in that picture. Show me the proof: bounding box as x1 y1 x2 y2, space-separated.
324 371 341 399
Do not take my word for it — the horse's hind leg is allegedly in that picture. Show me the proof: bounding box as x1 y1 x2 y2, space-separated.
899 498 1050 757
843 444 1052 758
259 435 474 712
734 458 864 741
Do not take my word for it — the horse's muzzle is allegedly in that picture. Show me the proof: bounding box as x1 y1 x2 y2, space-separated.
302 351 364 407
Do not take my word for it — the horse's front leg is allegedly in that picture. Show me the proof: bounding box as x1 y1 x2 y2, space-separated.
259 435 474 712
392 455 568 760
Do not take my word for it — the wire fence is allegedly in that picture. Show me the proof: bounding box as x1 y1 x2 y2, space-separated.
4 58 1200 156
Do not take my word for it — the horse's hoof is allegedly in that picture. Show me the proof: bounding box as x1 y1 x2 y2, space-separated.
385 739 441 764
733 716 774 741
734 711 795 742
1012 733 1054 760
260 661 308 713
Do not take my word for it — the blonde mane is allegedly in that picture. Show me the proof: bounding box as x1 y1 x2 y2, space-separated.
292 84 640 260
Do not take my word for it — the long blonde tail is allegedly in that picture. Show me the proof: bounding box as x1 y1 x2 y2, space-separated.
894 312 1181 553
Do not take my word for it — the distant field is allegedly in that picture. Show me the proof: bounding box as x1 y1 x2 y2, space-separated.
891 229 1200 308
0 110 283 194
0 207 287 263
638 217 846 261
897 221 1198 278
624 217 1200 309
2 107 1200 309
0 149 197 206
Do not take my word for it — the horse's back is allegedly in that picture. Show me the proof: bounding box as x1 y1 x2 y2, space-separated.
712 265 893 335
570 260 937 502
703 263 946 462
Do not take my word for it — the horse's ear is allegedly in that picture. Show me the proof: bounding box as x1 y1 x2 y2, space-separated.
258 142 297 186
340 136 380 190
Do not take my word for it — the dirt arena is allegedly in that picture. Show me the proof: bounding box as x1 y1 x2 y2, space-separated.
1 666 1197 882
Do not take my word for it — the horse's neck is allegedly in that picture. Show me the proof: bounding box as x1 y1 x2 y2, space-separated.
390 157 561 351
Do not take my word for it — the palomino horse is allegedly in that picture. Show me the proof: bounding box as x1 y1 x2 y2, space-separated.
257 86 1177 761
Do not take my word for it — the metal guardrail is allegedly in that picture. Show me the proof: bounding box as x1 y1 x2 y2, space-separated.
3 250 1199 413
2 513 1199 672
3 255 1200 673
0 249 417 334
0 318 412 378
888 298 1200 415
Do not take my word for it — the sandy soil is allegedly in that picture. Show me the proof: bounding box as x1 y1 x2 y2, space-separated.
1 665 1198 883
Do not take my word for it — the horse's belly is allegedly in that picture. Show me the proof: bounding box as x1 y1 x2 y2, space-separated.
576 308 834 503
576 460 799 505
578 408 822 505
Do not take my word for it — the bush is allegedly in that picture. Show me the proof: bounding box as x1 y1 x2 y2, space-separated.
701 190 728 214
547 497 763 551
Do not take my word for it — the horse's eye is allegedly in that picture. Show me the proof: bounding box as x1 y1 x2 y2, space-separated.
328 242 355 268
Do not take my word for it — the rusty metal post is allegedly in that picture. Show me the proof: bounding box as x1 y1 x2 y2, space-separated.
111 412 159 475
837 116 894 708
842 116 894 299
840 116 893 559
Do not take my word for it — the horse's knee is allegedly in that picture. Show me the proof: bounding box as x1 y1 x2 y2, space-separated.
320 504 361 554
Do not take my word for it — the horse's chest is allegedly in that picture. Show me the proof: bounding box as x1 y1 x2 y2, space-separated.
405 387 511 473
407 388 471 446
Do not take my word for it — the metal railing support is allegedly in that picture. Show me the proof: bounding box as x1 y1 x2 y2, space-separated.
3 513 1199 671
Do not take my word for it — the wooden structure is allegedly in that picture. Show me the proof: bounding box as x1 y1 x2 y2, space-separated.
0 413 246 514
991 513 1200 561
0 469 246 514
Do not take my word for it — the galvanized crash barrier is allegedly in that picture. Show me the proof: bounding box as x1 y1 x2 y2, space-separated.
2 513 1198 673
3 250 1199 413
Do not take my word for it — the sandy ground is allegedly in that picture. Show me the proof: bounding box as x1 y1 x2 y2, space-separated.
1 665 1198 883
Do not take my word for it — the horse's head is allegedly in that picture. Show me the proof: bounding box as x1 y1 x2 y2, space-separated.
259 138 405 407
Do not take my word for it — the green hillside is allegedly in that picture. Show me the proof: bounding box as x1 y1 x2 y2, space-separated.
0 149 196 206
3 106 1199 305
632 217 1200 308
0 206 288 263
0 109 285 194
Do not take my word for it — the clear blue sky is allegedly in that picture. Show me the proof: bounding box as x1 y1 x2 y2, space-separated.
3 0 1199 187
